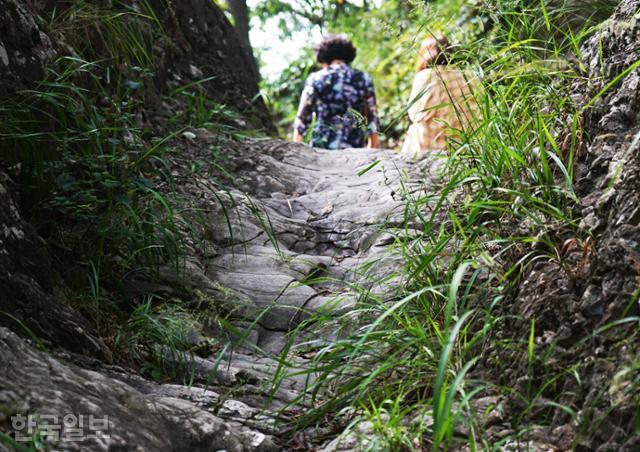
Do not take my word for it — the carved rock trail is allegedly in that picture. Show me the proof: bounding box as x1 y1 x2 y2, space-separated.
0 138 437 450
174 138 436 348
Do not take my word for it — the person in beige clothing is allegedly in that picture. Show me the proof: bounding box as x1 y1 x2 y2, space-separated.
401 35 480 155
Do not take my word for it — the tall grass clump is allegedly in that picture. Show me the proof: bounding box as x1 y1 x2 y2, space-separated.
116 295 200 381
0 1 178 273
0 0 202 368
271 1 615 449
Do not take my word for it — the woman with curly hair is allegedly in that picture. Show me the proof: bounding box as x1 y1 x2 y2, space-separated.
293 35 380 150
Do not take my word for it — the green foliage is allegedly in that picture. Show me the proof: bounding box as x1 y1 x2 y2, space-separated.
0 431 42 452
1 0 637 448
0 1 179 273
47 0 162 66
0 58 181 299
254 0 372 34
262 55 316 137
170 76 245 131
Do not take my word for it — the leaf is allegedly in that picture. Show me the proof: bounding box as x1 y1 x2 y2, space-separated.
357 159 381 176
126 80 143 90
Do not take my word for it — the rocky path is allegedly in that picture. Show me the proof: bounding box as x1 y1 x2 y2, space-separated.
179 137 424 352
1 137 437 451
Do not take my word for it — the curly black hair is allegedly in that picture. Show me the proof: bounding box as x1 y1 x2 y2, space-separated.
314 35 356 64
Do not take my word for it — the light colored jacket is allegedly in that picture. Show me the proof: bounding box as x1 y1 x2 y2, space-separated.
401 67 480 154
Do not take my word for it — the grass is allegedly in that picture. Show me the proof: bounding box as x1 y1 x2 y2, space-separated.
116 296 199 381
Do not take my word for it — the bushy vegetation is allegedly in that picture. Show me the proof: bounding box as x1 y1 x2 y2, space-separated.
0 0 239 377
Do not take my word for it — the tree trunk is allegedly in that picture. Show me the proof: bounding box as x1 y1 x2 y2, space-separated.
227 0 260 84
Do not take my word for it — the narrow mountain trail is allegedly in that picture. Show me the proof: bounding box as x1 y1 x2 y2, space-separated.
0 136 440 450
2 1 640 450
173 136 437 354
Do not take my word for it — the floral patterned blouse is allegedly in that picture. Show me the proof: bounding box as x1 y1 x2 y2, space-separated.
294 63 380 150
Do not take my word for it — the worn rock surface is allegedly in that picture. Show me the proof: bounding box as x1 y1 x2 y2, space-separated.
1 1 433 448
0 170 109 359
0 327 279 451
161 137 434 350
0 130 434 449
